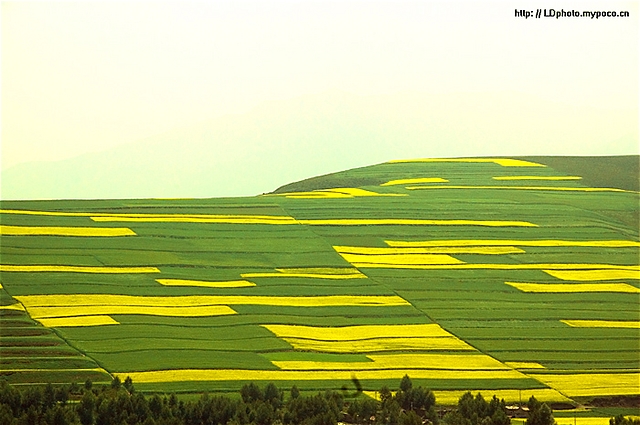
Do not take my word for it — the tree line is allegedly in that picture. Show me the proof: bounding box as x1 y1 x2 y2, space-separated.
0 374 632 425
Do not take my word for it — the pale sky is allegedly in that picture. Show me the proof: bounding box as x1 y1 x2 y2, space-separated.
2 0 639 171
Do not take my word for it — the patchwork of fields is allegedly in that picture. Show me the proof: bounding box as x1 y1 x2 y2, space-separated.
0 157 638 404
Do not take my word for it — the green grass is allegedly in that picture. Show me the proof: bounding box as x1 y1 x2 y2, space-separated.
95 350 279 372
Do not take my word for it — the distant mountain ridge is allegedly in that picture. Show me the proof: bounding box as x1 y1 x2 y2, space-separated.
2 90 637 200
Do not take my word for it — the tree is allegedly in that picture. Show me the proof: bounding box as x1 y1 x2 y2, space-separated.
400 375 413 392
43 383 56 410
290 385 300 400
526 397 555 425
611 416 640 425
379 386 393 406
110 377 122 391
123 376 135 394
399 411 423 425
77 391 95 425
264 382 283 409
240 382 263 404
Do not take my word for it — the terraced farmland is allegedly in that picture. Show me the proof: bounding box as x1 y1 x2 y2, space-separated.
1 157 638 405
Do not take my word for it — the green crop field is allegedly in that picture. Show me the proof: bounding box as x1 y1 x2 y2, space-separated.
1 156 638 406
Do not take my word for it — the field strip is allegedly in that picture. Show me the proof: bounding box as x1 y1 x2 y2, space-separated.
554 419 635 425
0 225 136 237
114 368 530 383
27 305 238 319
334 246 525 255
0 209 103 217
91 216 298 224
271 353 511 371
278 337 474 352
405 185 636 193
0 265 161 273
0 303 25 311
504 362 546 369
37 315 120 327
0 209 297 220
493 176 582 181
348 263 640 271
561 320 640 329
338 253 465 265
1 368 107 373
544 269 640 281
375 388 571 404
242 268 367 279
528 372 640 397
275 267 364 275
381 177 449 186
385 239 640 248
262 324 453 340
156 279 256 288
268 188 407 198
387 158 546 167
298 219 538 227
16 294 411 308
505 282 640 293
271 192 352 199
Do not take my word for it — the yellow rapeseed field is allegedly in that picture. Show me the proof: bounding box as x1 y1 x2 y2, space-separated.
504 362 545 369
241 273 365 279
0 209 98 217
16 294 410 308
115 368 526 383
299 219 538 227
561 320 640 329
272 354 510 371
492 176 582 181
0 209 299 224
554 418 632 425
530 373 640 397
276 267 364 275
387 158 546 167
267 188 406 199
279 337 474 352
405 185 634 193
262 323 453 340
0 265 160 273
333 246 525 255
156 279 256 288
385 239 640 248
0 303 25 311
544 269 640 281
349 263 640 271
338 253 464 265
242 268 366 279
380 178 449 186
91 215 298 224
0 225 136 237
323 188 404 197
428 389 571 405
505 282 640 293
37 315 120 327
275 191 352 199
27 305 238 319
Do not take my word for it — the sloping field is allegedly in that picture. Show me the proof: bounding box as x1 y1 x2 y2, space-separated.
0 156 638 403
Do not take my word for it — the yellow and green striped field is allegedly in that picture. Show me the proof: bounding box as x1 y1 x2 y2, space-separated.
1 156 638 404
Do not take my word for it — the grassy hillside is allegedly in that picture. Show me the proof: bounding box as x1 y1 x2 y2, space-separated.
0 156 638 407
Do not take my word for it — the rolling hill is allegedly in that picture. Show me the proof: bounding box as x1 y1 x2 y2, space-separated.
0 156 638 407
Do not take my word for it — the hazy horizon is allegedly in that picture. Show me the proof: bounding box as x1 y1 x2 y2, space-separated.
2 0 638 199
